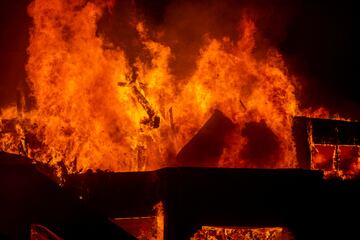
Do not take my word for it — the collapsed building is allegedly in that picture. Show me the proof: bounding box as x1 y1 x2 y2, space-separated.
1 113 359 239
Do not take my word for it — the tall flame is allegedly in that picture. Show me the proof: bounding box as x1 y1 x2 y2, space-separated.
1 0 301 173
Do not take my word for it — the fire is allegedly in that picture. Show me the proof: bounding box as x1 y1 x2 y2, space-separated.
154 201 165 240
1 0 306 173
312 144 360 178
192 226 294 240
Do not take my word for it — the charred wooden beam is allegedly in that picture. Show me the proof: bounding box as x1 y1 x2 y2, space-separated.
118 69 160 129
133 87 160 128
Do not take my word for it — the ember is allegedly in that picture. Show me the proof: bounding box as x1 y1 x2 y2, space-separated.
192 226 293 240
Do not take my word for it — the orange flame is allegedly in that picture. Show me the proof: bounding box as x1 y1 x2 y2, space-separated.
1 0 305 173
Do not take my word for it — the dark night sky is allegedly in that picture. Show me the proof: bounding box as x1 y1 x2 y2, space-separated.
0 0 359 118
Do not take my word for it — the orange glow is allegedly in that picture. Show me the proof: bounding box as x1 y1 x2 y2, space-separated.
1 0 345 175
192 226 294 240
154 201 164 240
312 144 360 178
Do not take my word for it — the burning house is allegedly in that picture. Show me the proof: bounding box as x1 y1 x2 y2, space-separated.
1 0 359 239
